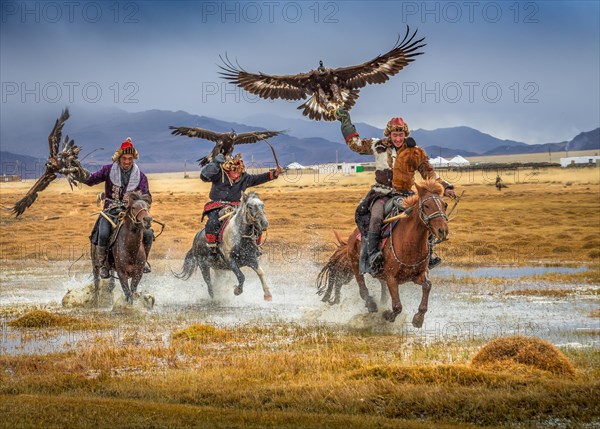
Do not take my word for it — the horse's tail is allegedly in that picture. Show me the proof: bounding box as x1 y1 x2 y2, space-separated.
316 231 354 304
172 247 198 280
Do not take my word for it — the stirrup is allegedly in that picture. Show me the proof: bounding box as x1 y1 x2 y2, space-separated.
143 261 151 273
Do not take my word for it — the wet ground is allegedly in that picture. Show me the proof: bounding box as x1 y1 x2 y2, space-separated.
1 259 598 355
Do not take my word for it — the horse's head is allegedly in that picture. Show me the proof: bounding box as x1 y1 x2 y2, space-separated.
415 181 448 242
242 192 268 232
127 191 153 230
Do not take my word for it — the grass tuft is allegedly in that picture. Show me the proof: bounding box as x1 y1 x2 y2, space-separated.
172 323 231 342
471 336 576 377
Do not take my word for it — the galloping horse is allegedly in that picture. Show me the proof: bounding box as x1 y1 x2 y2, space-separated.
317 180 449 327
174 192 272 300
91 191 153 305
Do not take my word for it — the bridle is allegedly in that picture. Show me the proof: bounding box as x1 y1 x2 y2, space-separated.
419 195 448 236
127 202 151 227
241 200 266 243
389 193 448 267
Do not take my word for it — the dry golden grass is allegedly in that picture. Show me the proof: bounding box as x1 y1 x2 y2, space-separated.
0 324 598 428
471 336 576 377
1 166 599 268
1 165 599 427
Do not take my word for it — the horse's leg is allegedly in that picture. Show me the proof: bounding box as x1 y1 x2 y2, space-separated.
331 279 343 305
356 273 377 313
199 262 214 299
107 276 116 293
412 274 432 328
129 270 143 296
378 279 390 306
229 260 246 296
248 260 272 301
91 245 100 307
116 270 133 305
382 273 402 322
350 243 377 312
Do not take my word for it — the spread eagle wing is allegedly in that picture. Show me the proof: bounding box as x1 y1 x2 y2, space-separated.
48 108 70 158
232 130 285 145
10 108 87 217
333 26 426 89
218 54 312 101
11 172 57 217
168 126 227 143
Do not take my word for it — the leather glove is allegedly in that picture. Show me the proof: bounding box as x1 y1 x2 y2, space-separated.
214 153 226 164
335 108 357 141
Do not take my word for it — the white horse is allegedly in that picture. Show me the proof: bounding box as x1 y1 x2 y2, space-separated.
174 192 272 300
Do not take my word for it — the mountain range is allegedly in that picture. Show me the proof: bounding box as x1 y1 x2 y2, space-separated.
0 106 598 174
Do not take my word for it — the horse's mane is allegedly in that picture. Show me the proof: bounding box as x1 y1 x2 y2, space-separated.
128 191 152 206
403 180 444 208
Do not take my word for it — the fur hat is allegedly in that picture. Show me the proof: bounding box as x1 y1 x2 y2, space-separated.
384 117 410 137
112 137 139 162
223 153 245 174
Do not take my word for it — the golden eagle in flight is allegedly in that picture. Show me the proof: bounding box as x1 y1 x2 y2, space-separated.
11 108 86 217
218 26 425 121
169 126 284 165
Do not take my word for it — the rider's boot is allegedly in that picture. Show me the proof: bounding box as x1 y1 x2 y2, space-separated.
428 234 442 269
143 229 153 273
366 232 383 276
96 246 110 279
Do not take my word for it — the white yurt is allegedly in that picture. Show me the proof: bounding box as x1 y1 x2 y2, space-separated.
429 156 449 167
448 155 471 166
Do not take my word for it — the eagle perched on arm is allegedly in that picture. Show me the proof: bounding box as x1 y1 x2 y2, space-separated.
11 108 86 217
218 26 425 121
169 126 284 165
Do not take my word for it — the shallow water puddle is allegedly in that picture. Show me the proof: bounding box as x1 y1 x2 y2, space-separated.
1 259 598 355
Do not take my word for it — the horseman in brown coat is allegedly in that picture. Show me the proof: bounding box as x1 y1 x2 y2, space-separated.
335 108 456 275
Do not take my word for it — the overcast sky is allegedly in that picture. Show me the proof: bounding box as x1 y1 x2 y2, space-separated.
1 0 599 144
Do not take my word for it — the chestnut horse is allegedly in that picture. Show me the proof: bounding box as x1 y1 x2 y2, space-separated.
91 192 153 305
317 181 449 327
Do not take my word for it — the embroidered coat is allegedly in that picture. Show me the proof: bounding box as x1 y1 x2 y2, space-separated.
85 163 151 210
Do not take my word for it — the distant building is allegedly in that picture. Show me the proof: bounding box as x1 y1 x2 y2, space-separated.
429 156 450 168
448 155 471 166
317 162 365 175
285 162 306 170
0 175 21 182
559 156 600 167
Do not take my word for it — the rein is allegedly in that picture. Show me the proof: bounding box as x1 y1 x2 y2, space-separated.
240 202 266 245
389 193 447 267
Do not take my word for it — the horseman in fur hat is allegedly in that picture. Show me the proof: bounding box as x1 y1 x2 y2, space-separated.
336 108 456 275
200 152 282 253
75 138 154 278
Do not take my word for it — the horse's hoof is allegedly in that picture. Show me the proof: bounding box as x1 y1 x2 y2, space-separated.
382 310 396 322
263 294 272 302
367 300 378 313
234 287 243 296
412 313 425 328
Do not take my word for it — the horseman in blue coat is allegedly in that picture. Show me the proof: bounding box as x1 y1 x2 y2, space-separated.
200 153 281 251
78 138 153 278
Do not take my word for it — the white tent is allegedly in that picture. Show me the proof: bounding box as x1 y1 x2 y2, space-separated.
448 155 470 166
429 156 449 167
286 162 306 170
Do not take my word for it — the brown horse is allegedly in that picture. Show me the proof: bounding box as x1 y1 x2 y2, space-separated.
91 192 153 305
317 180 449 327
